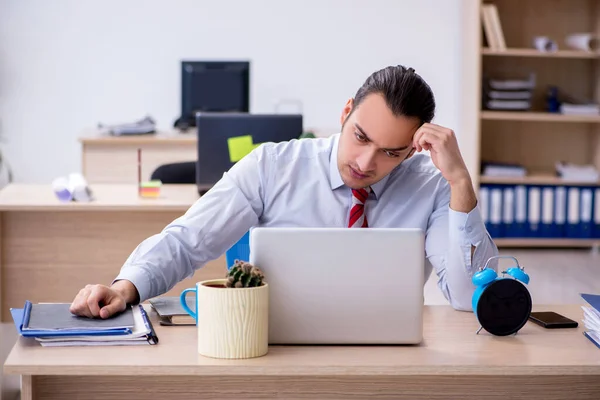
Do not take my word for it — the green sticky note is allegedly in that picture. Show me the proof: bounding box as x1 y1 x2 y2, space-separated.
227 135 260 162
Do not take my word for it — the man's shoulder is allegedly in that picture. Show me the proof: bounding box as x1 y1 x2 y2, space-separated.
257 134 336 163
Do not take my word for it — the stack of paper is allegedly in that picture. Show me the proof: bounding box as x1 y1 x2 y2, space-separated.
581 293 600 349
10 301 158 346
483 74 535 111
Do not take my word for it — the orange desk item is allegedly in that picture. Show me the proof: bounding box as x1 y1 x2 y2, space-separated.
139 180 162 198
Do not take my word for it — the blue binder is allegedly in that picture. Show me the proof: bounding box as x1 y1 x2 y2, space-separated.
526 185 542 238
11 301 133 337
512 184 528 237
553 186 567 238
566 186 581 238
539 186 555 238
581 293 600 350
501 185 514 237
594 188 600 239
580 186 594 238
487 185 503 238
566 186 594 238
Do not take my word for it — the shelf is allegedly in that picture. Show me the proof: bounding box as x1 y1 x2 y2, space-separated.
482 48 600 59
480 111 600 123
480 175 600 186
494 238 600 248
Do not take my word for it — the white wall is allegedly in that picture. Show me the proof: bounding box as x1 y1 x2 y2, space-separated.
0 0 472 183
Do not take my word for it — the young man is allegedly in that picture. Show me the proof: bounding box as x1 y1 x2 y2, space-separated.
70 65 498 319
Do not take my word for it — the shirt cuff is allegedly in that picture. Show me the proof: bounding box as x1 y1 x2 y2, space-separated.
449 202 487 246
113 265 152 303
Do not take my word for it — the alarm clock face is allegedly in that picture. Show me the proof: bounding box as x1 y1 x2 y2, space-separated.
477 279 532 336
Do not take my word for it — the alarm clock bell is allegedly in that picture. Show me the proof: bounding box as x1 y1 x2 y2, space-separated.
472 255 532 336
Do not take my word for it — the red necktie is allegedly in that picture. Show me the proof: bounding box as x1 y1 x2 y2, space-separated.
348 187 371 228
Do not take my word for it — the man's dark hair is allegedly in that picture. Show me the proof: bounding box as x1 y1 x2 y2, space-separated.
352 65 435 125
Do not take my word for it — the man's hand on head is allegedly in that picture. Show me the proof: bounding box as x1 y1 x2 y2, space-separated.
412 123 477 213
412 123 470 186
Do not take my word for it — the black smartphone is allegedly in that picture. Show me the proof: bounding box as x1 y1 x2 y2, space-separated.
529 311 578 329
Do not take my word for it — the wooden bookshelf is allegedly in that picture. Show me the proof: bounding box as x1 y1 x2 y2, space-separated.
480 174 600 186
480 110 600 123
494 238 600 248
477 0 600 248
482 48 600 59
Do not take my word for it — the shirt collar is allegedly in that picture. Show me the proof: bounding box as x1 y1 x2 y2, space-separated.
328 133 391 199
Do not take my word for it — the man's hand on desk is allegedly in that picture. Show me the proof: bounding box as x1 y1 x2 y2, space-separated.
69 280 138 319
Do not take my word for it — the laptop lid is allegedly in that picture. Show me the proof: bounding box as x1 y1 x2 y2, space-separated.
195 113 303 190
249 227 425 345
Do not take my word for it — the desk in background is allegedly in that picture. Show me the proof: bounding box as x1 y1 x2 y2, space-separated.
3 304 600 399
0 183 225 322
79 129 196 183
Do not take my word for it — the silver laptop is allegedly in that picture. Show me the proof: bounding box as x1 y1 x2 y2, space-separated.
249 227 425 345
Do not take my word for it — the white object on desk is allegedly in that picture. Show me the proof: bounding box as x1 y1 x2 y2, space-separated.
52 173 94 202
68 173 94 202
52 177 72 202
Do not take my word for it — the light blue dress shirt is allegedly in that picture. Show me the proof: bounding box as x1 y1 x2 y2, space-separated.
115 133 498 311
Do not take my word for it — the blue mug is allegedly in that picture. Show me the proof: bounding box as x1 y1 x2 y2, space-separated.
179 288 198 323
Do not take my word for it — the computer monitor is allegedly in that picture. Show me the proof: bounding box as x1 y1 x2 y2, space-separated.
196 113 303 193
175 61 250 129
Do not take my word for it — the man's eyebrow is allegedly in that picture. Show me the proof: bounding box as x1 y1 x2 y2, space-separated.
354 123 411 152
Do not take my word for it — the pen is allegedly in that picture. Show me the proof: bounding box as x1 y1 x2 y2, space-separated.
139 305 159 345
21 300 33 330
137 148 142 195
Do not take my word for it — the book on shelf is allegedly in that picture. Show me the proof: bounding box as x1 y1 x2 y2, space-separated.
10 301 158 346
481 161 527 178
555 162 600 182
149 296 196 326
559 103 600 115
581 293 600 349
482 74 535 111
481 3 506 50
487 74 536 91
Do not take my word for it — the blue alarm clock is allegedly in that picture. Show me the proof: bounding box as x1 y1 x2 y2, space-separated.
472 255 532 336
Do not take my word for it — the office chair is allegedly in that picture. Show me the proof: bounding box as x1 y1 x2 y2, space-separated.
226 231 250 270
150 162 196 184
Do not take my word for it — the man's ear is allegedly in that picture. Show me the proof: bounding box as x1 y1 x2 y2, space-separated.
340 98 354 126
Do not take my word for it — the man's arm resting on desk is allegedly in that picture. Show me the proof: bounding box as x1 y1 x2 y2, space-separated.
71 144 272 318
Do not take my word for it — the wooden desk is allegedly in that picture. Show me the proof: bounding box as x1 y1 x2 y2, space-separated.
79 129 196 183
0 183 226 322
3 304 599 399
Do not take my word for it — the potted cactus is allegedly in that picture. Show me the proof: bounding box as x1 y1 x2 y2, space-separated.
194 259 268 359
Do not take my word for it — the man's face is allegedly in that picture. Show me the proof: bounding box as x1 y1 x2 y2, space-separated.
337 93 421 189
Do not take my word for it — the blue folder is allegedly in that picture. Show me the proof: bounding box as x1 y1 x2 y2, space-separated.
581 293 600 311
581 293 600 349
10 307 132 337
584 332 600 349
